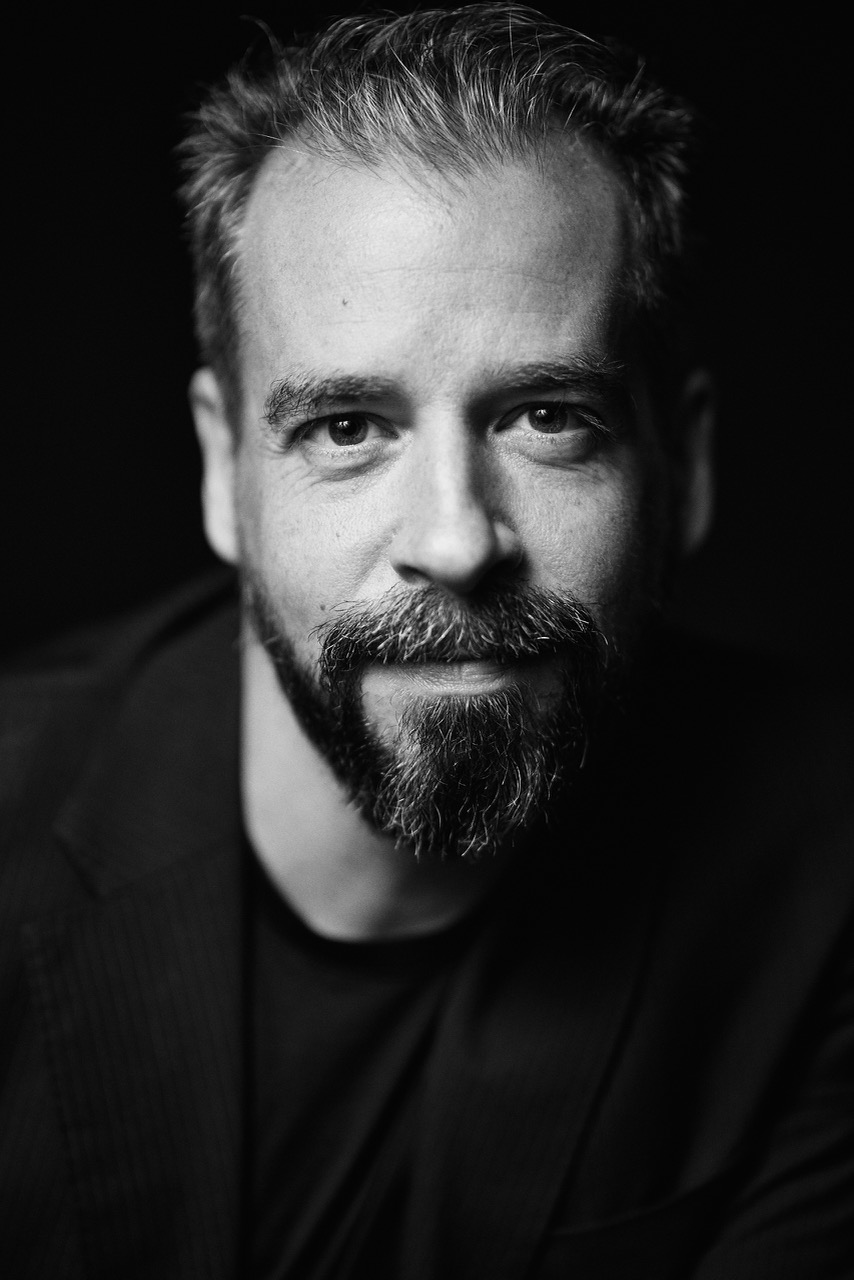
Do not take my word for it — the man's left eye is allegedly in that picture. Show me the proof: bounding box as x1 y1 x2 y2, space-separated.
320 414 373 446
522 404 578 433
497 401 609 463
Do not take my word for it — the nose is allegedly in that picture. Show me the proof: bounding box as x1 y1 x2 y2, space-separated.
388 428 522 594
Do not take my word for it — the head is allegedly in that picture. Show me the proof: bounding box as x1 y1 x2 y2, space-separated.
181 3 707 431
180 4 714 859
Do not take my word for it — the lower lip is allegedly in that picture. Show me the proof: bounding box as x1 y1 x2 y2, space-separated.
365 661 530 696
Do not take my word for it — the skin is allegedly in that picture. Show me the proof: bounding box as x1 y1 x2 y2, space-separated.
191 138 713 939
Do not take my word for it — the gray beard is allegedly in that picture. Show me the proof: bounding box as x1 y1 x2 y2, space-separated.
244 574 619 861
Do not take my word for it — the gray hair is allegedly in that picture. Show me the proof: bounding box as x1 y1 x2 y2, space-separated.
178 3 699 427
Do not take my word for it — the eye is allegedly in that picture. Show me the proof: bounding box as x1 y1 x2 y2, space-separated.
297 413 391 449
504 400 603 441
317 414 372 446
285 410 399 474
497 400 610 465
524 404 577 434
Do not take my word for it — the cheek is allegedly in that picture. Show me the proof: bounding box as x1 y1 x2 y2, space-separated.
233 464 326 633
233 457 389 651
523 475 654 618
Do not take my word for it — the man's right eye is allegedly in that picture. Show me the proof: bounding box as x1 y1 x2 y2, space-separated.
307 414 373 447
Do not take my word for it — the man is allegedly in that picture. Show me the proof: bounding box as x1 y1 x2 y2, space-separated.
1 5 851 1278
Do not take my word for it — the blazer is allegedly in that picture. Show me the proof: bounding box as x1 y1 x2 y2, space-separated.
2 572 852 1279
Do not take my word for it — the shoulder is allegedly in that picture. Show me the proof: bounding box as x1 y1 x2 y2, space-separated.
1 570 238 726
0 570 239 906
629 627 854 1004
634 627 853 819
585 628 854 990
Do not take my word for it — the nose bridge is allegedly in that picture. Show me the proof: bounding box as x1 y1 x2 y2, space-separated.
389 412 521 593
419 413 483 515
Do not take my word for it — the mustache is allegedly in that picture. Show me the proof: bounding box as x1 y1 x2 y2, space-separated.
315 583 610 674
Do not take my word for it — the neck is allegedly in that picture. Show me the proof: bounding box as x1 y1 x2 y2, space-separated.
240 637 507 941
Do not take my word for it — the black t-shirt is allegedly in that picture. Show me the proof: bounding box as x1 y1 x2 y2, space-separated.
246 853 480 1280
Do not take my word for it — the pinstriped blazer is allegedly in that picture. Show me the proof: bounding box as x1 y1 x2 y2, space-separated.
2 573 853 1279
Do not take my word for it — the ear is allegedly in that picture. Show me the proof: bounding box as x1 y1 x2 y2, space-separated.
674 368 715 557
189 368 239 565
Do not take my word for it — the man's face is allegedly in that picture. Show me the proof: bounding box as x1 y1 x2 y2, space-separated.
199 140 674 857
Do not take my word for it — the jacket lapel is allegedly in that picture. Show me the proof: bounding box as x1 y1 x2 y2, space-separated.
24 842 243 1280
24 596 245 1279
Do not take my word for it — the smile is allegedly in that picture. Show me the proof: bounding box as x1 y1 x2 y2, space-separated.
363 657 557 699
391 661 516 694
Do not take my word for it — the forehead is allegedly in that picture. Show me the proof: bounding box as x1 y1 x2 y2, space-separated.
236 139 628 393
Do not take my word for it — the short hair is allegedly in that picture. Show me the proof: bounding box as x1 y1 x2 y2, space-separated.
178 3 699 428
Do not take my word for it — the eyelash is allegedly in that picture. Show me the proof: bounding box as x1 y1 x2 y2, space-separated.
513 403 610 438
290 415 389 451
287 402 613 455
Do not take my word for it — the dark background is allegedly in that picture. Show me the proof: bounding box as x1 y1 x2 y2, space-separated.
6 3 850 680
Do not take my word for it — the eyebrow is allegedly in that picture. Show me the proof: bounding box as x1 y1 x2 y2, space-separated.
263 374 401 426
486 357 629 405
261 356 629 427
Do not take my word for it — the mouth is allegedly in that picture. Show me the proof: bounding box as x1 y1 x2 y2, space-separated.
379 660 518 694
361 654 564 701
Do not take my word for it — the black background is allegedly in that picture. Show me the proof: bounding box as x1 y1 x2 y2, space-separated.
6 3 850 680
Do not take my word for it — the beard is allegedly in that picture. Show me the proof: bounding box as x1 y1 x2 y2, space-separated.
244 573 623 861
